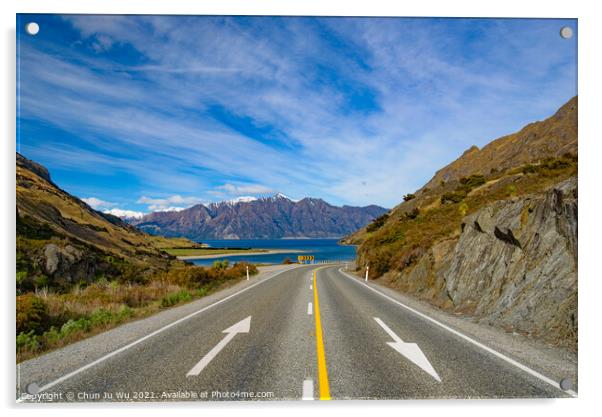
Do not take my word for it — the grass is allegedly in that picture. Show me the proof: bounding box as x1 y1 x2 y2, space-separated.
16 262 258 362
163 248 268 257
357 154 577 278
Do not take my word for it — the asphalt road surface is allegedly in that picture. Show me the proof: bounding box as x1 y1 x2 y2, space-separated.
16 264 577 402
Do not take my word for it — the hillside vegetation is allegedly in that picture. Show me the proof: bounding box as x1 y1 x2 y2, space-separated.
356 154 577 277
16 153 257 361
344 97 578 350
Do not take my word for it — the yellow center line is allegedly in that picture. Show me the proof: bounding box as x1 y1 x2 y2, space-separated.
313 268 331 400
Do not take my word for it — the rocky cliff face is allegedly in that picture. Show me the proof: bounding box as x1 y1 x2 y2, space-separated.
131 195 387 240
376 177 577 350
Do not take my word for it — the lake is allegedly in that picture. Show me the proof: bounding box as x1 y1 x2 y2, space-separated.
189 239 357 266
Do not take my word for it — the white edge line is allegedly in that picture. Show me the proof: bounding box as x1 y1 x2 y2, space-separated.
337 268 577 398
16 266 300 402
307 302 313 315
302 379 314 400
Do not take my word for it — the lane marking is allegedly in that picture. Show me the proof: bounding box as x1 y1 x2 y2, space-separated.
307 302 313 315
187 316 251 377
374 317 441 382
310 284 313 290
313 269 331 400
16 266 304 401
302 379 314 400
338 268 577 397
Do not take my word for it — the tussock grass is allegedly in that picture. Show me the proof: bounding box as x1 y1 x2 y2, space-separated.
357 154 577 278
16 262 258 362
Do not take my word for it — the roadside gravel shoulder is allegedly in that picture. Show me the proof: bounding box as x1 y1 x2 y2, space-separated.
342 268 577 391
17 264 301 394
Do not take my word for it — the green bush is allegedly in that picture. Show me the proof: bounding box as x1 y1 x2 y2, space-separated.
366 213 389 232
89 309 114 327
459 174 486 188
16 294 50 334
61 317 92 336
403 193 416 201
16 330 39 353
213 260 230 270
196 287 209 297
441 191 466 204
161 290 192 308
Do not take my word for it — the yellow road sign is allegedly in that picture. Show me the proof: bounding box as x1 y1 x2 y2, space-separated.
298 255 315 262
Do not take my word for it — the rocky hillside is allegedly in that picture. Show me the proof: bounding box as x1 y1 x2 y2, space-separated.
423 96 577 190
130 194 387 240
347 96 578 350
16 153 198 291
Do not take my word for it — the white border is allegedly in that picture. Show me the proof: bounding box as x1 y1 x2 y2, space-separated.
3 1 601 417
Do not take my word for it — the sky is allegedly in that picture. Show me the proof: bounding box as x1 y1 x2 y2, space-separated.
16 15 577 216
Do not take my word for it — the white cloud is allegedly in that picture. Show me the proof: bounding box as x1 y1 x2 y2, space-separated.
137 195 202 212
20 17 576 208
216 183 274 196
103 208 145 219
82 197 115 209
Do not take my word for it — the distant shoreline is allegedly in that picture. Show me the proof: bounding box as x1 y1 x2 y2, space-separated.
178 249 304 260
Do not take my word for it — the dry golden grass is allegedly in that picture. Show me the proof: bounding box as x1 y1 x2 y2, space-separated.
357 155 577 278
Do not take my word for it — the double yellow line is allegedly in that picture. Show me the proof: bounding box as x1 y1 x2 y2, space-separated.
312 268 331 400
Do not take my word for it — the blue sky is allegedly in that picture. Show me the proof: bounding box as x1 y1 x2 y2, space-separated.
17 15 577 215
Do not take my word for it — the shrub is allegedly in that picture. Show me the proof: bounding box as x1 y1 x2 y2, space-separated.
522 164 537 174
16 270 27 286
16 294 50 335
404 208 420 220
441 191 466 204
366 213 389 232
282 257 294 264
196 287 209 297
60 317 92 337
403 193 416 201
224 262 257 280
16 330 39 353
213 260 230 270
161 290 192 308
507 184 517 197
89 308 114 327
459 174 486 188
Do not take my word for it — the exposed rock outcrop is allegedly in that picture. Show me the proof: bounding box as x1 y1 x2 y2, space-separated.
379 177 577 350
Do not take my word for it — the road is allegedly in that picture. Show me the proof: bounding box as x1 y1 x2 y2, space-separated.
16 264 576 402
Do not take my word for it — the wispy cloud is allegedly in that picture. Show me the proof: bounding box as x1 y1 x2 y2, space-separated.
82 197 115 210
17 15 576 208
136 195 203 212
214 183 275 196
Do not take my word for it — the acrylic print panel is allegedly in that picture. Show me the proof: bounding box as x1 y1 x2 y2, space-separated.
16 14 577 402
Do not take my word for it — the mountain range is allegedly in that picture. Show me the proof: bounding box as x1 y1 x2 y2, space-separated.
129 194 387 240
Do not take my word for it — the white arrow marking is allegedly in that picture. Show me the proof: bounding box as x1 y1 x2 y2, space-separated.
186 316 251 377
374 317 441 382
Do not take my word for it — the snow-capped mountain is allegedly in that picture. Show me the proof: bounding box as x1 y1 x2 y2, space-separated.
128 193 387 240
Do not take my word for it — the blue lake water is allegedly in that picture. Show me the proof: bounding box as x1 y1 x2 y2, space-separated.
189 239 356 266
